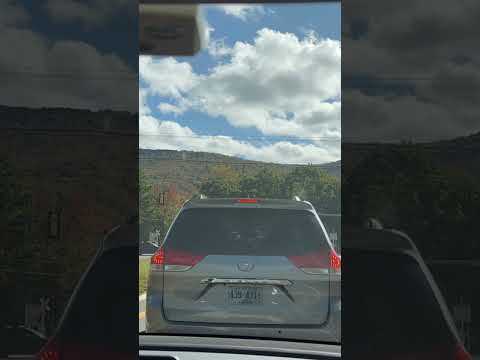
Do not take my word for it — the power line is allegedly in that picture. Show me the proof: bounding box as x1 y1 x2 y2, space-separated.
343 75 434 81
139 133 341 141
2 127 136 137
4 128 340 143
140 157 336 167
4 128 477 154
0 70 137 81
0 70 436 81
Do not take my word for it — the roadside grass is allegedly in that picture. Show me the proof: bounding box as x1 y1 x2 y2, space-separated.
139 258 150 295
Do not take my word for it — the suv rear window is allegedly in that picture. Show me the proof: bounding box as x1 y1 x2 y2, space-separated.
165 208 329 256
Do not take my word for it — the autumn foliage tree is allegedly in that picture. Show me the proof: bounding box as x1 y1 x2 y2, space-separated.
199 164 340 213
139 170 161 243
140 164 341 251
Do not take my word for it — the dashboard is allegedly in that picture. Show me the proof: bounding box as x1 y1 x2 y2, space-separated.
139 335 341 360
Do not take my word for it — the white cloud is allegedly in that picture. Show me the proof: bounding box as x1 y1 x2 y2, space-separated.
139 115 339 164
141 28 341 141
208 37 233 58
216 4 265 21
140 27 340 163
0 5 137 112
342 0 480 141
342 90 464 142
198 9 214 49
157 102 187 116
140 88 150 116
140 56 198 99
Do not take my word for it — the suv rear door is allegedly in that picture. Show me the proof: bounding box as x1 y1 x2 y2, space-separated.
161 206 332 326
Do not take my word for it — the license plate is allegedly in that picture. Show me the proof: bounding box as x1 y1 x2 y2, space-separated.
226 286 262 305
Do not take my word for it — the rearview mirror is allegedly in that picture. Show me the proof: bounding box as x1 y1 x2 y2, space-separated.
140 3 203 56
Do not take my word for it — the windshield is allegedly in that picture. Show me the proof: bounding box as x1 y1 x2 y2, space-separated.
139 2 341 344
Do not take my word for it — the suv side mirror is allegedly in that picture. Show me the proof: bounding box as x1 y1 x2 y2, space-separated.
363 218 383 230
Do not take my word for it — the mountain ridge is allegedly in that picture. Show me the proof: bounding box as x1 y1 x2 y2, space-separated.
139 148 341 194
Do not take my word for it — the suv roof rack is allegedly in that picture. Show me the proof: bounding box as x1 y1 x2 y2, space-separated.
364 218 383 230
190 193 207 200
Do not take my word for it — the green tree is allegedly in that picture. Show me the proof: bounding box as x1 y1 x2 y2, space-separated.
199 165 240 197
0 160 29 324
238 175 258 197
248 168 283 198
139 170 161 243
343 147 480 258
198 164 340 213
0 161 30 266
158 185 187 241
0 161 28 243
283 166 340 212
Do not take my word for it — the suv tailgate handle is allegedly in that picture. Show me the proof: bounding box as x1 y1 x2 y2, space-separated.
200 278 292 286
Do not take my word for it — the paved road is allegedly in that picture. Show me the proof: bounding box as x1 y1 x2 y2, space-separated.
139 293 146 332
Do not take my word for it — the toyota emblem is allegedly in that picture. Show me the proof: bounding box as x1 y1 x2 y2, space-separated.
237 262 254 272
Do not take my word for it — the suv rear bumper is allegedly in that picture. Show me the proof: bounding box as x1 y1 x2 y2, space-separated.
146 305 340 343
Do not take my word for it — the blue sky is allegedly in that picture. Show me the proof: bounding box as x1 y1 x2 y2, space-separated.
140 3 341 164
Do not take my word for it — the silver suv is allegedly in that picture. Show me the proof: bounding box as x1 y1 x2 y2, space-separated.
145 197 341 342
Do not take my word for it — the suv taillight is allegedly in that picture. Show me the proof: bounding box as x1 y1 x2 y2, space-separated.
150 247 165 265
237 198 258 203
151 247 204 271
37 340 136 360
330 250 341 274
288 250 329 274
389 343 473 360
454 344 472 360
36 338 60 360
289 250 341 275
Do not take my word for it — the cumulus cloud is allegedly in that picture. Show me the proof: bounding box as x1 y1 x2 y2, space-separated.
198 8 214 49
139 88 150 116
215 4 266 21
342 90 464 142
141 28 341 140
140 56 198 99
157 102 187 116
208 37 233 58
343 0 480 141
139 115 339 164
140 27 340 163
0 2 137 111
